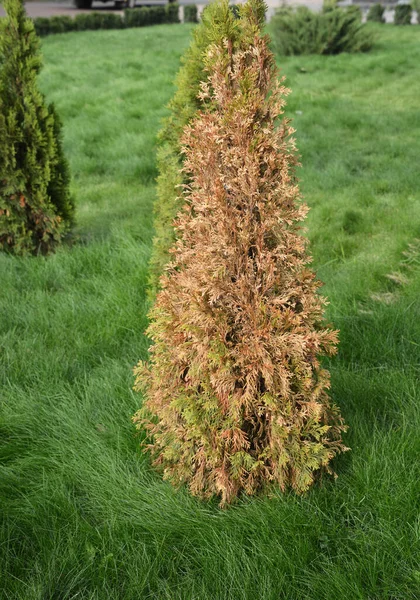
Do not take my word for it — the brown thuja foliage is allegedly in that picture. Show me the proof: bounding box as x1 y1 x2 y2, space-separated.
148 0 246 299
134 0 347 506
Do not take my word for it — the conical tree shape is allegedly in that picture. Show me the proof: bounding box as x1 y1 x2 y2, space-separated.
148 0 251 298
0 0 74 255
134 0 347 506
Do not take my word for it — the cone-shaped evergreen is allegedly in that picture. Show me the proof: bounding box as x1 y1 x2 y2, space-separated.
148 0 250 298
134 0 347 506
0 0 74 255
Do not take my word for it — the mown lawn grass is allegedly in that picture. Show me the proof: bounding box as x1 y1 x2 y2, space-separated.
1 23 419 600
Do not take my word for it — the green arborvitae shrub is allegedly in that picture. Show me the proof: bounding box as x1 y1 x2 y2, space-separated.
48 15 74 34
125 6 171 27
151 6 166 24
0 0 74 255
271 5 373 56
134 0 347 506
124 7 152 27
74 12 124 31
33 6 173 36
93 12 124 30
47 104 75 226
74 12 110 31
33 17 50 36
367 3 386 23
148 0 247 298
166 2 180 23
394 3 412 24
74 13 97 31
184 4 198 23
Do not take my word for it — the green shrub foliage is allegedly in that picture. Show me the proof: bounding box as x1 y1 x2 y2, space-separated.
184 4 198 23
33 5 177 36
33 16 51 36
150 6 166 24
75 12 107 31
322 0 338 12
229 4 241 19
367 3 386 23
74 13 97 31
166 3 180 24
346 4 363 20
148 0 247 298
46 104 74 226
0 0 74 254
49 15 74 34
134 0 347 506
124 5 177 28
394 4 412 24
124 7 151 28
73 12 124 31
92 12 124 30
271 5 373 55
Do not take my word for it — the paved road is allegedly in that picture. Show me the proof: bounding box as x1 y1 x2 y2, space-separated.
0 0 324 19
1 1 126 18
0 1 407 26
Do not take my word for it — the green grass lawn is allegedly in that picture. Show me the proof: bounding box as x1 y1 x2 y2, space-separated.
1 23 420 599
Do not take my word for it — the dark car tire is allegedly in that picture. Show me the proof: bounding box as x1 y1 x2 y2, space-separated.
75 0 93 8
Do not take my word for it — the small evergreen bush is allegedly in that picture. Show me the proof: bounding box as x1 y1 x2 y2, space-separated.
151 6 166 24
77 12 122 31
33 16 51 36
271 5 373 56
134 0 347 506
74 13 99 31
32 6 180 36
166 2 180 23
75 12 124 31
48 15 74 34
125 6 173 27
0 0 74 254
124 7 151 27
184 4 198 23
367 3 386 23
95 12 124 29
394 3 412 24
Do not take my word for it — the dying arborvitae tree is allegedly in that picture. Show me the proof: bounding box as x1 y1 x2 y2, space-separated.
134 0 347 505
0 0 74 255
148 0 242 298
